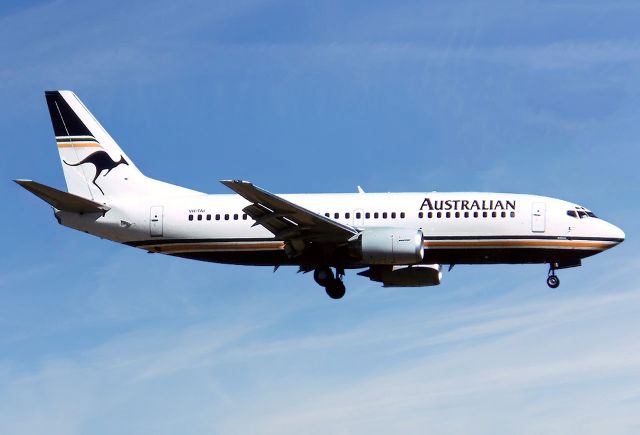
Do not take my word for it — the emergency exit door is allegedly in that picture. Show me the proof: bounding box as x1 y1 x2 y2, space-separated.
150 206 164 237
531 202 546 233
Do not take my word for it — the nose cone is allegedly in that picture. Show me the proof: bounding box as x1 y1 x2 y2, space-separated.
614 225 625 243
607 222 625 244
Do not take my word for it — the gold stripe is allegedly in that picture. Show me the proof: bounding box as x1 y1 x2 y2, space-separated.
423 240 611 249
57 142 103 148
151 242 286 253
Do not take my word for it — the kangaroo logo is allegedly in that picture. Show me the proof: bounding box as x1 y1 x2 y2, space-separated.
64 151 128 195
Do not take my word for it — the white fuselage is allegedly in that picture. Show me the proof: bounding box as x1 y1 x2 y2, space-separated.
57 190 624 268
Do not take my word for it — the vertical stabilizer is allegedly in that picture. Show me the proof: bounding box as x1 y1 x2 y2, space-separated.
46 91 147 199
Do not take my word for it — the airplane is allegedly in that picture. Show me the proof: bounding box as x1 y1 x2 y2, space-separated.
15 90 625 299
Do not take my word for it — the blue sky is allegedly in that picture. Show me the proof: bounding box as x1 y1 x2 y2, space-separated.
2 0 639 433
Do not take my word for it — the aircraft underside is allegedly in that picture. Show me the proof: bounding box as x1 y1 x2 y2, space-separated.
129 235 602 269
167 246 595 267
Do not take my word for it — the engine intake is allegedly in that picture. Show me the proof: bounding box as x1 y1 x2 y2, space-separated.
351 228 424 265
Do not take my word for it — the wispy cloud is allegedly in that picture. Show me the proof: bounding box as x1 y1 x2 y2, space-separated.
0 259 639 434
3 0 640 91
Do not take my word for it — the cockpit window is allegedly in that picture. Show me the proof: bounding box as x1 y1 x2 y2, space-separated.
567 207 598 219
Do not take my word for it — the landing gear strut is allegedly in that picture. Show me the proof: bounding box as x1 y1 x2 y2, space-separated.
547 263 560 289
314 267 346 299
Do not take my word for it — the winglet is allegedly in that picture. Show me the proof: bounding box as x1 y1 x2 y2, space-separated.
14 179 110 214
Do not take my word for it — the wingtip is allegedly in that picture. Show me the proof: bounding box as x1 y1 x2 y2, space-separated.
220 179 252 185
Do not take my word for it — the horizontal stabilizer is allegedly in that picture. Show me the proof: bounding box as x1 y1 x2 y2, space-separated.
14 180 110 214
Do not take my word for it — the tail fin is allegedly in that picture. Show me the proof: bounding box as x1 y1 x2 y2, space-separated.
45 90 146 199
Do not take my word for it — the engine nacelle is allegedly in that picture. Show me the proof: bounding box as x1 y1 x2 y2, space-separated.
351 228 424 265
359 264 442 287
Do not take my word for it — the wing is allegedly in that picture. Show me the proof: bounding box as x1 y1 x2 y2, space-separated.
220 180 357 243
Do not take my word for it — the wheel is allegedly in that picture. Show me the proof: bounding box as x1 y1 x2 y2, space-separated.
325 280 346 299
547 275 560 289
314 267 334 286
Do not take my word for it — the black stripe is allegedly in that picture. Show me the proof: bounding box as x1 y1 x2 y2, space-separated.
45 91 92 137
125 237 279 247
166 247 598 267
423 235 622 242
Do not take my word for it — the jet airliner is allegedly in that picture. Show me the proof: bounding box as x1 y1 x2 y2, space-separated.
15 91 625 299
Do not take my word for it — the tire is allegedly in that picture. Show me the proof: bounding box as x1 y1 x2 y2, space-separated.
314 267 334 286
547 275 560 289
325 280 346 299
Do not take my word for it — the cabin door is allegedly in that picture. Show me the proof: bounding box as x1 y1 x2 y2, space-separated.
150 206 164 237
531 202 546 233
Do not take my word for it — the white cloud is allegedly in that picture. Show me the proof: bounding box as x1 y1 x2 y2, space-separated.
1 262 639 434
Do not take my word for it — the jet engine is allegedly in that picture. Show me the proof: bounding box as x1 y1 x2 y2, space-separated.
358 264 442 287
350 228 424 265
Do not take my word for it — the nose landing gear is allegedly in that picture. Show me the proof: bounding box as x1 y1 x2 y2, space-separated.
314 266 346 299
547 263 560 289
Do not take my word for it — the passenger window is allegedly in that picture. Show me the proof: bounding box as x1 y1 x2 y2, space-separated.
365 212 370 219
483 211 487 218
334 213 339 219
197 214 202 221
391 212 396 219
418 212 423 219
510 211 515 218
446 212 451 218
188 214 193 221
325 213 330 217
383 212 388 219
492 212 497 218
242 214 248 220
501 211 506 218
455 212 460 218
464 212 469 218
345 212 351 219
437 212 442 218
224 214 229 220
215 214 220 220
374 212 379 219
427 212 433 219
234 214 239 220
356 212 361 219
400 212 405 219
473 212 478 218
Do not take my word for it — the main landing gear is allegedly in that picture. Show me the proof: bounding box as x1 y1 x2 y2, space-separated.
314 266 346 299
547 263 560 289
